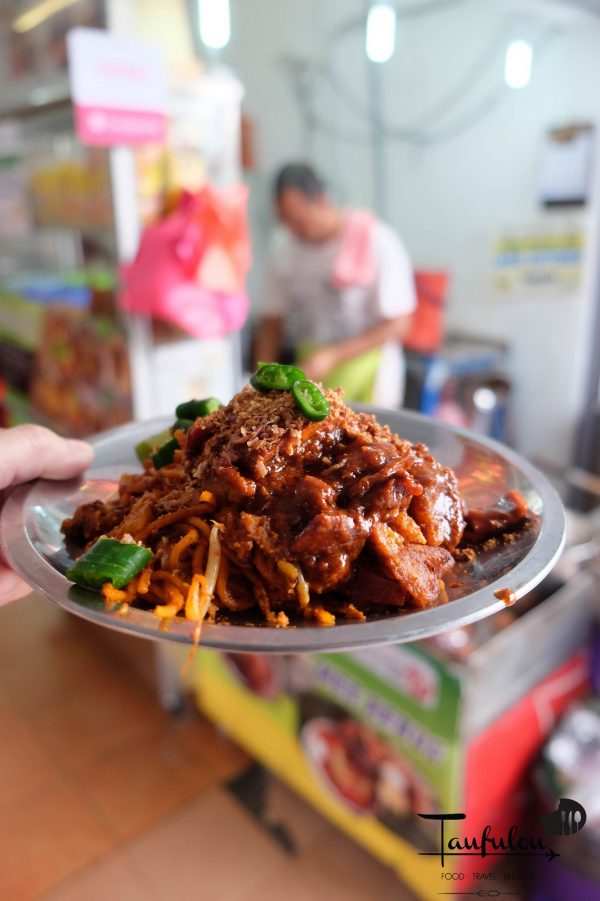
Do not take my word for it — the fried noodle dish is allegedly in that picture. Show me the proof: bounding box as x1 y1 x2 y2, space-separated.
62 375 529 641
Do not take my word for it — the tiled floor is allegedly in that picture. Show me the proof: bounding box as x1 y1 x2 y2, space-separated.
0 594 416 901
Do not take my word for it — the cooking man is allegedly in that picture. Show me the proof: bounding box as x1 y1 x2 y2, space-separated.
254 163 416 407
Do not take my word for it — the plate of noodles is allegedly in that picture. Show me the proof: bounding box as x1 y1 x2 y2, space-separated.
0 366 565 653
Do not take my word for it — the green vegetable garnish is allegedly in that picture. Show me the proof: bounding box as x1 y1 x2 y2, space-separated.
135 428 172 464
66 538 152 589
151 438 180 469
291 379 330 421
175 397 222 420
250 362 306 393
170 418 194 435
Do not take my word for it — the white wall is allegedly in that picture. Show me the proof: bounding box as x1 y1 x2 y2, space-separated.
223 0 600 466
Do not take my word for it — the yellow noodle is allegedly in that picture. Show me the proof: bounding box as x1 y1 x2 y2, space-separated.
152 570 190 593
308 604 336 626
137 505 209 541
137 567 152 595
215 555 234 608
187 516 211 539
169 528 199 568
184 573 203 622
154 600 183 619
277 560 298 582
191 541 207 574
102 583 129 606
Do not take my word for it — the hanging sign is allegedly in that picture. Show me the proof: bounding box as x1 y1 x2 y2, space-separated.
67 28 167 147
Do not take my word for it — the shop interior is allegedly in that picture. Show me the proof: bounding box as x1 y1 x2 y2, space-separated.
0 1 599 899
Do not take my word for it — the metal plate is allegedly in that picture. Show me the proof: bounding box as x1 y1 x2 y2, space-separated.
0 408 565 653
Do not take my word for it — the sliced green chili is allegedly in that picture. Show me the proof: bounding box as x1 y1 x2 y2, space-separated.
175 397 222 420
135 428 173 464
151 437 180 469
66 538 152 589
250 362 306 393
291 379 330 421
170 418 194 435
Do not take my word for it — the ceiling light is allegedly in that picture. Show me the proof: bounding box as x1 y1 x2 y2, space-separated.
12 0 80 34
198 0 231 51
504 39 533 89
366 3 396 64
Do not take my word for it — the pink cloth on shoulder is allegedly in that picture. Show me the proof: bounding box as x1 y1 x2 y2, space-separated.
330 210 377 290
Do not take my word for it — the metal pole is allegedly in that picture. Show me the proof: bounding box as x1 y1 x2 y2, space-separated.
365 5 388 219
108 146 155 421
105 0 156 421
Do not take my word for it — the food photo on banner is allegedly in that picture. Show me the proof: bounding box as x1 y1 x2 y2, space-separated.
0 1 599 900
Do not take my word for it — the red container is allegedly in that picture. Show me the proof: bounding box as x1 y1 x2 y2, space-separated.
404 270 448 354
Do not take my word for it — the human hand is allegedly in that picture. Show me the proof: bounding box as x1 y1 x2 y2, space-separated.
300 346 338 383
0 426 94 604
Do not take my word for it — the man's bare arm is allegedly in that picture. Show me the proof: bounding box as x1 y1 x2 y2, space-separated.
302 313 413 382
253 316 284 368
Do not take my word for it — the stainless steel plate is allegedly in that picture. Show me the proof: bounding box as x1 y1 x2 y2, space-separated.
0 408 565 653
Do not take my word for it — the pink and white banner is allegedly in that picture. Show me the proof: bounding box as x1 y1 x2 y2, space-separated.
74 106 166 146
67 28 167 147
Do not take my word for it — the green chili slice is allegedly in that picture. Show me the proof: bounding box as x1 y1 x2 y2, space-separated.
151 438 179 469
175 397 222 420
250 362 306 393
170 418 194 435
292 379 330 421
66 538 153 589
135 428 173 464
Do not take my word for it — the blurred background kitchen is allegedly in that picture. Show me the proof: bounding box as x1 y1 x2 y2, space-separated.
1 1 600 899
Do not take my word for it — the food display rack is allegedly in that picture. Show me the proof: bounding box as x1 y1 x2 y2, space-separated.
0 4 245 432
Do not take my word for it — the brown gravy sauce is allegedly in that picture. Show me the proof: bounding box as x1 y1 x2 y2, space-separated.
494 587 517 607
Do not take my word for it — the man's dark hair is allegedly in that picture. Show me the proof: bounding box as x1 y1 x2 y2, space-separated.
274 163 325 200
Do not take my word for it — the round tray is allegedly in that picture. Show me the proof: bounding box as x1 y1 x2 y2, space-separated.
0 408 565 653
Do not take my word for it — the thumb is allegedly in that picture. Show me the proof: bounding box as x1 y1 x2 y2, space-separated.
0 425 94 489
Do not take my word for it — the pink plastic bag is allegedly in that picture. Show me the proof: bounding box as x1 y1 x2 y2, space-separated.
119 185 250 339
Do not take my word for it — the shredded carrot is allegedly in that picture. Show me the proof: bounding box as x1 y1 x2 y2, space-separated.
173 428 187 448
198 490 216 507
